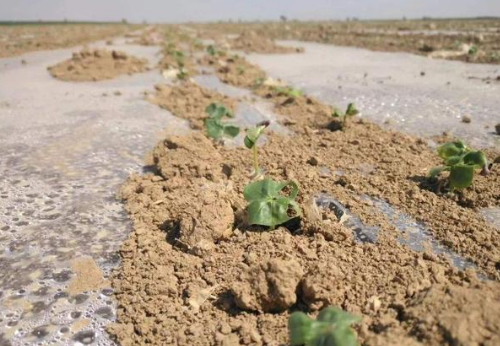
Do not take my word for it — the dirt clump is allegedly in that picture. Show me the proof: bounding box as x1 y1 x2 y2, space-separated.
149 81 237 130
229 30 303 54
232 258 304 312
48 48 148 82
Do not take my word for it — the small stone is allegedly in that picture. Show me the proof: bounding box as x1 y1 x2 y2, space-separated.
462 116 471 124
307 157 319 166
495 123 500 135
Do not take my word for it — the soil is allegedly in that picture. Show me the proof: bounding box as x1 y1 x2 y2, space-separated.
148 81 238 130
0 24 134 58
48 48 149 82
228 30 304 54
199 54 266 89
190 20 500 64
108 46 500 346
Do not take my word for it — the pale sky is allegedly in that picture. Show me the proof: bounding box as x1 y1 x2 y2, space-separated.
1 0 500 23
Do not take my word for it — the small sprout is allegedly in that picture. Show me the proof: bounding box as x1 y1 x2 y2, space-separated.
468 45 478 55
176 68 189 80
429 140 488 191
244 121 270 177
204 103 239 140
289 306 360 346
275 86 303 99
244 178 301 229
237 65 246 75
207 44 218 56
331 103 359 130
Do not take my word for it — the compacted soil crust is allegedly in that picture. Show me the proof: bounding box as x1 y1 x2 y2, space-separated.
108 33 500 346
48 48 148 82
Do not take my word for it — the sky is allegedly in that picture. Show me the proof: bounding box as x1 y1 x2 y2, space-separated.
1 0 500 23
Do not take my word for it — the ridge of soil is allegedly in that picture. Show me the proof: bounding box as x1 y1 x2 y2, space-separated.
48 48 148 82
148 81 238 130
229 30 304 54
109 48 500 345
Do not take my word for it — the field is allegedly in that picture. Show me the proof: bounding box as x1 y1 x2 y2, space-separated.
0 19 499 346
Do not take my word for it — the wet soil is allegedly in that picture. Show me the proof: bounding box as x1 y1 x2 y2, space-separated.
108 46 500 346
48 48 149 82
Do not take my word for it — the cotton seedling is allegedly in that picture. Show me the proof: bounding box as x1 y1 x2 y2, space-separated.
207 44 218 56
429 140 489 191
288 307 360 346
275 86 303 99
204 103 240 140
244 121 270 177
244 178 301 229
331 103 359 130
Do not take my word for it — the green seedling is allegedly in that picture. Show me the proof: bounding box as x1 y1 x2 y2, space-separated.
429 140 489 191
289 307 360 346
207 44 218 56
468 45 478 55
204 103 239 140
244 178 301 229
244 121 270 177
237 65 246 75
176 67 189 80
275 86 303 98
331 103 359 130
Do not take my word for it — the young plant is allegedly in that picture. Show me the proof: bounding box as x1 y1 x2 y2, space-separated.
429 140 489 191
204 103 240 140
244 178 301 229
275 86 303 99
289 307 360 346
207 44 218 56
244 121 270 177
331 103 359 130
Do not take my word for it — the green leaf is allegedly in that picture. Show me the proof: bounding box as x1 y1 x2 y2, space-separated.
428 166 449 178
345 103 359 116
444 155 464 166
205 118 239 140
223 125 240 138
244 125 267 149
289 312 313 346
244 178 300 229
207 45 217 56
317 307 360 326
332 108 344 118
437 141 468 159
462 150 487 169
449 164 475 190
205 103 233 119
288 307 360 346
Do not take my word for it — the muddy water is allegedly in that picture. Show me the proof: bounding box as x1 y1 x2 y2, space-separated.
247 41 500 149
0 40 189 345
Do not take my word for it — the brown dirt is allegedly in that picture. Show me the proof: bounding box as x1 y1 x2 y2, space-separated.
67 256 109 295
189 20 500 64
109 47 500 345
0 24 135 58
148 81 238 130
48 48 148 82
200 54 266 89
229 30 304 54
